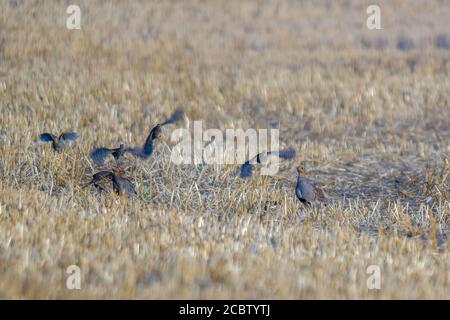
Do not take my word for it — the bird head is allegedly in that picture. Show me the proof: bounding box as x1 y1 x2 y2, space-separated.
296 164 306 176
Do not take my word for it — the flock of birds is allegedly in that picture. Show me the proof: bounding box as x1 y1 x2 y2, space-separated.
39 109 326 207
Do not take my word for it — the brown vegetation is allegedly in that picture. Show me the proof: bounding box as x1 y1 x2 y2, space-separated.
0 0 449 299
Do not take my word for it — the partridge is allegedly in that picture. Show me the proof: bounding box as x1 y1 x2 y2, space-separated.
89 108 184 165
111 166 137 197
240 148 296 178
83 170 115 192
84 167 136 198
126 108 183 160
39 132 78 151
295 164 326 206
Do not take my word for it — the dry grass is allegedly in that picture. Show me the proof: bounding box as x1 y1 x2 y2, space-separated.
0 0 449 299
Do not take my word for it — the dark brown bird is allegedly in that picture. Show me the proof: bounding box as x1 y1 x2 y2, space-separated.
84 167 136 198
110 166 137 197
89 109 184 165
83 170 115 192
39 132 78 151
240 148 296 178
295 164 326 206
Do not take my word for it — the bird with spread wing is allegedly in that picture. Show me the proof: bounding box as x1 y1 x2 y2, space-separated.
89 108 184 166
239 148 296 178
39 132 78 151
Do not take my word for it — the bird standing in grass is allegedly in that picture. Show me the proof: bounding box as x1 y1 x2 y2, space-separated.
83 170 115 192
240 148 296 178
39 132 78 151
89 108 184 165
84 166 136 198
110 166 137 198
295 164 326 206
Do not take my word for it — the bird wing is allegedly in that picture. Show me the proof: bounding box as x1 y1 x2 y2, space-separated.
93 171 114 181
93 172 115 191
142 135 154 158
84 171 114 188
128 123 163 159
240 161 253 178
133 126 158 159
160 108 184 126
299 178 317 202
125 146 148 159
39 133 56 142
239 152 264 178
295 181 303 200
89 147 113 166
268 148 296 159
122 178 137 196
59 132 78 141
150 124 162 139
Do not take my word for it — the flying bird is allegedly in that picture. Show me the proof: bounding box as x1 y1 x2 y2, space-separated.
89 144 128 166
240 148 296 178
39 132 78 151
120 108 184 160
125 123 163 160
295 164 326 206
89 108 184 165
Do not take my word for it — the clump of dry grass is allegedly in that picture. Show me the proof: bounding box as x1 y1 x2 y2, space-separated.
0 0 449 299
